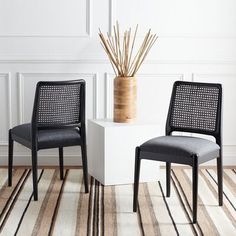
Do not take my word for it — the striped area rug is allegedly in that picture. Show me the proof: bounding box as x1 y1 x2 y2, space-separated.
0 168 235 236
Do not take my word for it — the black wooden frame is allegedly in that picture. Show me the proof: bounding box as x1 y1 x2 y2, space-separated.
8 80 89 201
133 81 223 223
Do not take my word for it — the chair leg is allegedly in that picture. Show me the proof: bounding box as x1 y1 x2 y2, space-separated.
81 143 89 193
133 147 141 212
31 147 38 201
59 147 64 180
192 157 198 224
217 155 223 206
8 130 14 187
166 162 171 197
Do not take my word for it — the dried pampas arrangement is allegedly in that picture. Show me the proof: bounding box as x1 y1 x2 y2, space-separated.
99 22 158 77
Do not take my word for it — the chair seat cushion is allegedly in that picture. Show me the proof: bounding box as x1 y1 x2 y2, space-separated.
11 123 82 149
140 136 220 165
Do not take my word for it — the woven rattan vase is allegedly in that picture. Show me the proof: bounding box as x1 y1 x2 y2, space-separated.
114 76 137 123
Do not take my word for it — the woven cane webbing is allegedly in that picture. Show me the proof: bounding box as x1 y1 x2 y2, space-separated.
37 84 81 126
170 83 220 132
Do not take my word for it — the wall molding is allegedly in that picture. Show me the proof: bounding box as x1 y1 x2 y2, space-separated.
18 72 98 124
105 73 184 119
0 154 83 166
109 0 236 39
192 73 236 80
1 57 236 65
0 0 91 38
0 73 12 146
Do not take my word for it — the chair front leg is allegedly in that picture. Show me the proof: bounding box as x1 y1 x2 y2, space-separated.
192 156 198 223
59 147 64 180
217 152 223 206
31 147 38 201
166 162 171 197
8 129 14 186
81 143 89 193
133 147 141 212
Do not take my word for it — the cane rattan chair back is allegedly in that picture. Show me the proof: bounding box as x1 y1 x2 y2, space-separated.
32 80 85 128
166 81 222 142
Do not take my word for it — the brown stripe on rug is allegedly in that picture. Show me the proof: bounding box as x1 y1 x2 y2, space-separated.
31 169 66 235
0 170 43 235
0 169 30 231
87 177 96 236
99 183 104 236
103 185 117 236
15 170 55 235
75 176 92 236
172 169 219 235
92 179 102 236
138 183 160 236
0 169 28 218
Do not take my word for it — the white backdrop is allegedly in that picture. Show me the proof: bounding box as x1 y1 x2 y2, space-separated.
0 0 235 166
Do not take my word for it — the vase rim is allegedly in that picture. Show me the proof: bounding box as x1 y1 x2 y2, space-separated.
115 76 135 79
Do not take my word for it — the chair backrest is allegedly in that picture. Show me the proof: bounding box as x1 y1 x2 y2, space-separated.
166 81 222 143
32 80 85 128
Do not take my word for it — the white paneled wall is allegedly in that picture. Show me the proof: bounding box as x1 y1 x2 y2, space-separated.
0 0 235 166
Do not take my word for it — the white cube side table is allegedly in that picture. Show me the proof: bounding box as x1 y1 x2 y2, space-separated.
87 119 160 185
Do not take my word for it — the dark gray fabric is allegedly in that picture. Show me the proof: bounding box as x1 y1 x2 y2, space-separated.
11 123 81 149
140 136 220 165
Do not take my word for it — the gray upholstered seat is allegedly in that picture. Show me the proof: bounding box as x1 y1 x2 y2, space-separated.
11 123 81 150
140 136 220 165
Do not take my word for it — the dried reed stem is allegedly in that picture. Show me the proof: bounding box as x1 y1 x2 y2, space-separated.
99 22 157 77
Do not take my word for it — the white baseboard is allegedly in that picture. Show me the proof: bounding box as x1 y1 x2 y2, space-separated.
0 155 82 166
0 154 235 167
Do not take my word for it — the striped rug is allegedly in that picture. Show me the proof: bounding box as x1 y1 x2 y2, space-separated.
0 168 235 236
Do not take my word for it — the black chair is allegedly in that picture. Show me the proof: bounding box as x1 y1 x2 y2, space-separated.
133 81 223 223
8 80 89 201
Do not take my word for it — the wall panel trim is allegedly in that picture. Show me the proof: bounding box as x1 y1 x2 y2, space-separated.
1 58 236 65
0 73 12 145
0 0 91 38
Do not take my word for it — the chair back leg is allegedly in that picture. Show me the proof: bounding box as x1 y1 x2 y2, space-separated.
217 154 223 206
166 162 171 197
192 157 199 223
59 147 64 180
133 147 141 212
31 148 38 201
8 129 14 186
81 144 89 193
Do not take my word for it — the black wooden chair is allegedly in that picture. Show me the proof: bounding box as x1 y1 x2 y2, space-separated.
8 80 89 201
133 81 223 223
